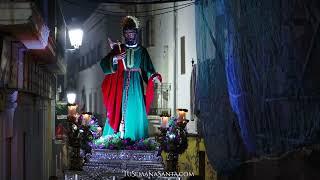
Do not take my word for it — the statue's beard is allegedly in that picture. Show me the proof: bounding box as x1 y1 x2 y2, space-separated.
125 37 137 46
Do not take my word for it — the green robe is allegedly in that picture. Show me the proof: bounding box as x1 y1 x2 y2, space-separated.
100 45 155 141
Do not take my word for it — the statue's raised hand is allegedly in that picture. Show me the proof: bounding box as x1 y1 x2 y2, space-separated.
108 37 118 49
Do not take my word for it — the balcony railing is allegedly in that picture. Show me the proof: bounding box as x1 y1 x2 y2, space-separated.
148 83 171 116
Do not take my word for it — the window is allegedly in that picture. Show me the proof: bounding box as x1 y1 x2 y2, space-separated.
94 92 97 113
80 56 83 68
94 48 97 63
91 50 95 64
90 51 93 65
85 54 89 66
83 55 87 67
99 41 104 59
89 93 92 112
138 29 143 46
180 36 186 74
146 19 155 47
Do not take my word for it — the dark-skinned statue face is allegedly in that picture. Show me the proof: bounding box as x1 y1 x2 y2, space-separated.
124 29 137 46
122 16 139 46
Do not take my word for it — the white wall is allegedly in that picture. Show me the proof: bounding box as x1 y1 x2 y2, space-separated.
77 64 104 114
143 2 197 134
176 2 197 134
145 9 175 122
146 11 175 85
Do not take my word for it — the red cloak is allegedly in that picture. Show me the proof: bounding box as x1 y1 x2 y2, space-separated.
101 45 126 132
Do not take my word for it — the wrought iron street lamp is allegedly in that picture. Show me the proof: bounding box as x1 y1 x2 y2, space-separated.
67 92 76 104
68 28 83 49
67 92 77 117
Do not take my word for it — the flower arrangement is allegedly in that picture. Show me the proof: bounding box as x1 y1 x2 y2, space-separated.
92 133 159 151
73 114 159 151
68 113 103 155
156 117 188 155
86 115 103 139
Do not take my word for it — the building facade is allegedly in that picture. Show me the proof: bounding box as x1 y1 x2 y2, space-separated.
0 0 67 179
138 1 198 134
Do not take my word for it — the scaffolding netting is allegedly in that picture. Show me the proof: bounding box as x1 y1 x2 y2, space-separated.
195 0 320 173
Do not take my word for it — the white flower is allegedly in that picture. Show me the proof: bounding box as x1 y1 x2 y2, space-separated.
72 124 78 130
168 133 176 140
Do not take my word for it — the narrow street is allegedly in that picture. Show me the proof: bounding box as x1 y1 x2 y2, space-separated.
1 0 320 180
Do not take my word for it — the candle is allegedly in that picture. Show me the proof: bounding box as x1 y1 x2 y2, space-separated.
83 114 90 121
82 112 92 125
176 109 188 122
68 105 78 116
119 121 125 139
97 127 102 136
161 116 169 128
178 111 186 119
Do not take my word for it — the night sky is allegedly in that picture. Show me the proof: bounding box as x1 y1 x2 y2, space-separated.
61 0 99 23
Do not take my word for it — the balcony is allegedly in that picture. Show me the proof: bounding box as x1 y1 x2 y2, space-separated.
0 2 50 49
148 83 171 136
0 1 67 74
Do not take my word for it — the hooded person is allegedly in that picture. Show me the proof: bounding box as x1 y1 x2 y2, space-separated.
100 16 161 141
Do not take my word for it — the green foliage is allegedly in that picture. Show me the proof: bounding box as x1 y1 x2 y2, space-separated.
56 102 68 115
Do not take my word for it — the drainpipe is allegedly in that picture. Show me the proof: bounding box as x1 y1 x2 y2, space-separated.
173 2 177 113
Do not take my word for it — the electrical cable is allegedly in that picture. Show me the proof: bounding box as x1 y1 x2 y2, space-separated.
84 0 192 5
63 0 196 17
64 0 195 14
137 3 194 17
101 3 192 17
82 2 195 33
97 2 194 14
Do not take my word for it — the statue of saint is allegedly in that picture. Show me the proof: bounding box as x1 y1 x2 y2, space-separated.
100 16 161 141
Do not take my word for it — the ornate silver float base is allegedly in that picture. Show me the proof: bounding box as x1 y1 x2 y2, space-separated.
64 149 181 179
